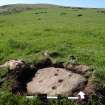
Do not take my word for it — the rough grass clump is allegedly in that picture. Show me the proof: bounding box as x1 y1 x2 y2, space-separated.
44 28 52 32
0 67 8 79
0 91 46 105
34 11 48 15
60 12 67 15
0 91 103 105
8 39 30 50
0 54 5 61
77 14 83 17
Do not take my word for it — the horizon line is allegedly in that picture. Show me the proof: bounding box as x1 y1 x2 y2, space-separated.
0 3 105 9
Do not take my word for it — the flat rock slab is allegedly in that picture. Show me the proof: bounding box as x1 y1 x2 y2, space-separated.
27 67 87 96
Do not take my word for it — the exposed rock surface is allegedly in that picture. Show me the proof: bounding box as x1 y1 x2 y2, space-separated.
84 81 96 95
0 58 95 99
65 64 92 78
0 60 25 70
27 67 87 96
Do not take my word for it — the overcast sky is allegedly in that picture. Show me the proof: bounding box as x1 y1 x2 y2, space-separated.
0 0 105 8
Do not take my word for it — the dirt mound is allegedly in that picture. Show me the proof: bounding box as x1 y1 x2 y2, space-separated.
27 67 87 96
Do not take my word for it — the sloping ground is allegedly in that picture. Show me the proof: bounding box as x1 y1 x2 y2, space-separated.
0 4 105 104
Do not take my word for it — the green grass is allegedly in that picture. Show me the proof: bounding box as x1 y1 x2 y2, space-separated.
0 5 105 72
0 91 102 105
0 4 105 105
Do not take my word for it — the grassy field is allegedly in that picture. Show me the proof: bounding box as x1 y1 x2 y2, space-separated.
0 4 105 105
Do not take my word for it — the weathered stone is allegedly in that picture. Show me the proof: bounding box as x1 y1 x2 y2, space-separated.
84 81 96 95
0 60 25 70
65 64 91 77
27 67 87 96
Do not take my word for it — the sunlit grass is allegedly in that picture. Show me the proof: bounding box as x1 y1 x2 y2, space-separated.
0 4 105 105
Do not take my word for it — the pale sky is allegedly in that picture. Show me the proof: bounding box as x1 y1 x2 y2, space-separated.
0 0 105 8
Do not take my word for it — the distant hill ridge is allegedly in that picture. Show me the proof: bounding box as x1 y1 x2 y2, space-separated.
0 4 61 15
0 4 59 9
0 3 103 15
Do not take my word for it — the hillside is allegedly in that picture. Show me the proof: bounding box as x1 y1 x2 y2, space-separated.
0 4 58 14
0 4 105 105
0 4 105 68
